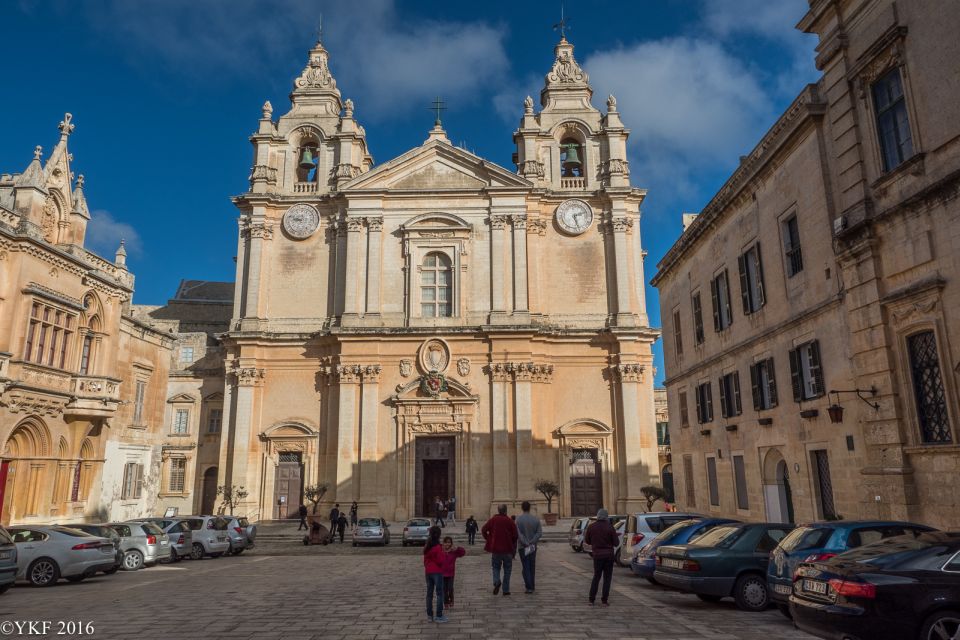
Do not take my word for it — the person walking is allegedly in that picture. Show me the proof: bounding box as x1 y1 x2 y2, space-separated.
584 508 620 606
297 503 309 531
423 526 449 623
440 535 466 608
515 500 543 594
349 501 359 529
336 512 348 543
465 516 478 545
446 495 457 525
481 504 518 596
329 503 341 536
433 496 446 528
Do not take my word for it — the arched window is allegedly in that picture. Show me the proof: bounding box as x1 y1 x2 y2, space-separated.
560 137 584 177
420 252 452 317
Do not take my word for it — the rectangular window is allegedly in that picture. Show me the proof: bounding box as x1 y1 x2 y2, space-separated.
718 371 742 418
672 309 683 359
133 380 146 425
706 456 720 507
691 292 705 345
738 243 765 314
733 455 749 510
908 330 951 444
121 463 143 500
789 340 825 401
710 270 733 331
683 455 696 507
695 382 714 424
783 215 803 277
872 67 914 172
750 358 779 410
169 458 186 493
679 390 690 428
656 422 670 447
811 450 836 519
172 409 190 434
79 336 92 375
207 408 223 434
179 346 194 364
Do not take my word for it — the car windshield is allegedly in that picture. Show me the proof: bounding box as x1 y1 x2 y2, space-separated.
409 520 430 527
837 536 938 567
691 525 743 548
141 523 165 536
779 526 833 552
358 519 381 527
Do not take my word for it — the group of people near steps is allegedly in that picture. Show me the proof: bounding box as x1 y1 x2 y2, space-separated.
422 503 621 623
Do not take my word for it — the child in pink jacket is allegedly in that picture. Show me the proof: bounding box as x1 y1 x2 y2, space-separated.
440 535 466 607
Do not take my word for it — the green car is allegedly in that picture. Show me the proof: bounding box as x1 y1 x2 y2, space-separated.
654 522 794 612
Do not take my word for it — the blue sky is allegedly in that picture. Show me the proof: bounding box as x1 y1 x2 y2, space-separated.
2 0 819 384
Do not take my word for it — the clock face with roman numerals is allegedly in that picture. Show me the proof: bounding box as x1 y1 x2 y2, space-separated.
555 199 593 235
282 204 320 239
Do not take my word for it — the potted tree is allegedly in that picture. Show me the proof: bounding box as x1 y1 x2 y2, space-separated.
640 485 667 512
534 479 561 526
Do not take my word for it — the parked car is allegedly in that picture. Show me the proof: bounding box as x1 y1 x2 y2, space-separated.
402 518 432 546
655 522 794 611
353 517 390 546
768 520 935 616
63 523 123 573
632 518 739 582
569 517 590 552
619 512 705 567
179 516 230 559
237 516 257 549
223 516 249 555
131 518 194 562
108 522 169 570
0 526 16 593
9 526 116 586
790 531 960 640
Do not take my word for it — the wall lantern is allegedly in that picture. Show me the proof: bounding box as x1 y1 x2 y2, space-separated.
827 387 880 424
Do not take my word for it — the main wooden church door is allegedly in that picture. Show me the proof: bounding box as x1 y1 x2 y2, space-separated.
415 437 454 517
570 449 601 516
274 452 303 519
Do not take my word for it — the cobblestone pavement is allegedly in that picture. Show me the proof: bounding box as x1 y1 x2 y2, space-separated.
0 540 816 640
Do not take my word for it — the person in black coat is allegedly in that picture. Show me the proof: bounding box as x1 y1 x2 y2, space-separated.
297 503 309 530
465 516 479 545
329 503 340 535
584 508 620 606
336 513 348 543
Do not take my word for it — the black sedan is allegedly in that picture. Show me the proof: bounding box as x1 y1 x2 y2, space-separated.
791 531 960 640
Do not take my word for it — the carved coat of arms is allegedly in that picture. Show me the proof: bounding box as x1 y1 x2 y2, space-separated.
419 371 449 398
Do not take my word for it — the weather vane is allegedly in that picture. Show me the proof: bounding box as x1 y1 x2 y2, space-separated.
430 96 447 126
553 2 570 40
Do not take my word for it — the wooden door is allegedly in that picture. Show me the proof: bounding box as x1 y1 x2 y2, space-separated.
200 467 218 515
275 453 303 519
570 450 601 516
421 460 448 517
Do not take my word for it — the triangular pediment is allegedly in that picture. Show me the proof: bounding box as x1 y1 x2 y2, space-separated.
343 140 531 192
167 393 198 404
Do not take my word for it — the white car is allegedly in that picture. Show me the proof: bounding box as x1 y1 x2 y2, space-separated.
618 512 704 566
9 526 117 586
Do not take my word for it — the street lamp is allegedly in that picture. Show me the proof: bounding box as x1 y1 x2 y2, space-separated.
827 387 880 424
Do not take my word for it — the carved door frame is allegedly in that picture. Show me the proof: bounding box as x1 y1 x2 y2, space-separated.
554 419 614 517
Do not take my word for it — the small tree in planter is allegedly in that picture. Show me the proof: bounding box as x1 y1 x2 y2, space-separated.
534 479 561 525
216 485 249 516
303 483 329 515
640 485 667 512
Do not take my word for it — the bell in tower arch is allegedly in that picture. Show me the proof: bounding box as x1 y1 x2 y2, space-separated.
299 146 317 170
561 140 583 177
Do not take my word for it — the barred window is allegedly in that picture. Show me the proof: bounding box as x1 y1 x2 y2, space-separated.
420 253 452 318
908 331 951 444
169 458 186 493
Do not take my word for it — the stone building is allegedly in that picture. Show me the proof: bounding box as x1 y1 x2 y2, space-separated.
0 116 173 525
653 0 960 528
219 35 661 521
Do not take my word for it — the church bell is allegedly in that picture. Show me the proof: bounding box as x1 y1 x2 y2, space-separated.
299 147 317 170
562 143 582 174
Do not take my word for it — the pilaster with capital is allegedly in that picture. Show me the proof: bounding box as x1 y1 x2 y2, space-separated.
489 215 510 316
609 212 637 327
364 217 383 316
342 218 366 321
241 218 274 320
511 216 529 314
359 364 381 501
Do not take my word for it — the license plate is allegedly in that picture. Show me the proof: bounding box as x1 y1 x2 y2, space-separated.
217 536 226 542
661 558 684 569
363 531 376 536
0 551 12 560
774 584 792 595
803 579 827 594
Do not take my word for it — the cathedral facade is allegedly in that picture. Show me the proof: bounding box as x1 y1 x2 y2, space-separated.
220 36 660 521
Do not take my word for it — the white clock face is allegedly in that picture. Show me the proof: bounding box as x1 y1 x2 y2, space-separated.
555 199 593 235
282 204 320 239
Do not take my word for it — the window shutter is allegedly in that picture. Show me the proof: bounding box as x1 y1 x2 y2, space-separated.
718 377 728 418
750 363 761 410
767 358 778 407
809 340 824 397
722 271 733 326
692 293 704 343
135 464 144 499
733 372 742 415
695 386 703 424
738 253 750 314
789 348 803 402
754 243 766 307
121 464 130 500
705 384 714 422
673 310 683 358
710 277 720 332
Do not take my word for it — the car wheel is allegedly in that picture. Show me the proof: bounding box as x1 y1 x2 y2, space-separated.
169 548 179 563
777 603 792 619
122 550 144 571
28 558 60 587
191 543 205 560
696 594 722 603
733 574 769 612
66 575 85 583
922 610 960 640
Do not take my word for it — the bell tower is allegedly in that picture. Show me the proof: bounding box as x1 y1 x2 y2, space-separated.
513 37 632 191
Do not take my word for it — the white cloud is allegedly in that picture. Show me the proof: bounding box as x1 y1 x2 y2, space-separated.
702 0 807 39
85 209 143 259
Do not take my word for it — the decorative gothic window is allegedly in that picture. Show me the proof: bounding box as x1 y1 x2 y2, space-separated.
908 331 951 444
420 252 452 318
24 301 75 369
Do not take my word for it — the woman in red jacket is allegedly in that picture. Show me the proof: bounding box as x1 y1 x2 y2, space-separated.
423 526 449 623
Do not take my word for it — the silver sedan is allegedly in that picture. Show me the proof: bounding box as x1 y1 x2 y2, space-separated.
402 519 432 546
9 526 116 586
352 518 391 546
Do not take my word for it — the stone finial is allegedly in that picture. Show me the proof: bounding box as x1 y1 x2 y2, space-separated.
344 98 354 117
58 113 75 138
261 100 273 119
524 95 534 114
34 146 43 160
115 239 127 268
77 174 85 188
607 94 617 112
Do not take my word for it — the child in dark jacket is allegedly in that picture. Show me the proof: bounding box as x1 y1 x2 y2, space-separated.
423 526 448 623
465 516 478 545
440 536 466 607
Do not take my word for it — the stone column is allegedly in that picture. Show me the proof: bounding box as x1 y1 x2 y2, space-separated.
512 362 534 501
358 365 381 502
232 220 248 319
364 217 383 318
610 216 637 327
223 365 264 515
489 363 511 504
613 363 656 512
342 219 365 322
334 365 361 501
526 219 547 315
633 212 650 326
511 216 529 316
489 215 509 321
243 220 273 322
